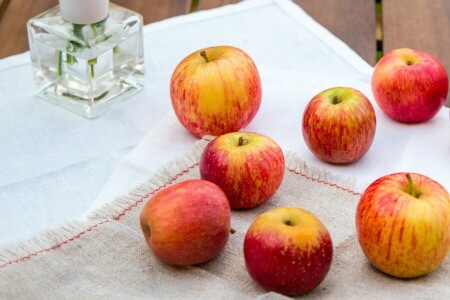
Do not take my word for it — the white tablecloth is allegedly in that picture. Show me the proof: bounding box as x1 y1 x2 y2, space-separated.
1 0 449 248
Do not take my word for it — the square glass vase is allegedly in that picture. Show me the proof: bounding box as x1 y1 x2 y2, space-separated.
27 3 145 118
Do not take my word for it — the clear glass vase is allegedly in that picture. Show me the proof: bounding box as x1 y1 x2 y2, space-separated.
27 3 145 118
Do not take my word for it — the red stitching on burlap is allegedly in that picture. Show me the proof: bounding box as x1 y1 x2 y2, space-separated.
287 167 362 196
0 162 199 269
0 219 110 269
0 161 359 269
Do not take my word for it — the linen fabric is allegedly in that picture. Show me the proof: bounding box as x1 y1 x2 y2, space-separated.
1 139 448 299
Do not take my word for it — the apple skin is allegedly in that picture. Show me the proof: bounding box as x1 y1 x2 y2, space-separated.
244 207 333 296
355 172 450 278
372 48 448 123
200 132 285 209
302 87 376 164
139 179 231 266
170 46 262 137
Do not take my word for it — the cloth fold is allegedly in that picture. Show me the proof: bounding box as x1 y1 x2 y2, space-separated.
0 0 375 247
1 139 448 299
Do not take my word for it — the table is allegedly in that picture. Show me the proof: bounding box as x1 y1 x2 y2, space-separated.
0 0 378 65
0 0 449 71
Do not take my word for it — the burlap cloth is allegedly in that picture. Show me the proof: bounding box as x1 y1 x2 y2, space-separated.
1 139 448 299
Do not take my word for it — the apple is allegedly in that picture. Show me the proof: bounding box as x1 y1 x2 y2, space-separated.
302 87 376 164
139 179 231 266
170 45 262 137
372 48 448 123
355 172 450 278
244 207 333 296
199 132 284 209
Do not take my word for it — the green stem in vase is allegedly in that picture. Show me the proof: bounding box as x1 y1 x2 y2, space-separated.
72 24 87 45
58 18 109 81
66 54 78 65
57 51 63 77
88 58 97 78
91 19 109 43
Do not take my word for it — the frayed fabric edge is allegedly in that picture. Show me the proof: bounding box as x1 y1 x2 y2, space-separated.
0 137 210 267
0 138 360 267
284 151 360 196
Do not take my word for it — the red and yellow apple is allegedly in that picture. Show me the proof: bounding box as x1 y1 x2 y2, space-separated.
355 172 450 278
302 87 376 164
200 132 284 209
170 46 262 137
372 48 448 123
139 179 231 266
244 207 333 296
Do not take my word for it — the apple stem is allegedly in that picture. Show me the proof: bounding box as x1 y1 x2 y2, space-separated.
238 136 249 146
332 96 340 105
406 61 412 66
200 51 210 63
230 228 236 234
406 173 421 198
283 219 295 226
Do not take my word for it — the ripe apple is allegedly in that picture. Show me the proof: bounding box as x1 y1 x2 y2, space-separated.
170 45 262 137
199 132 284 209
355 172 450 278
244 207 333 296
302 87 376 164
372 48 448 123
139 179 231 266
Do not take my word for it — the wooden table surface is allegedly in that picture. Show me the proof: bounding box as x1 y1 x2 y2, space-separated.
0 0 449 73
